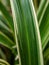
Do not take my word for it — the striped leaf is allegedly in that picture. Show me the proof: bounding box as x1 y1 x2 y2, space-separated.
10 0 44 65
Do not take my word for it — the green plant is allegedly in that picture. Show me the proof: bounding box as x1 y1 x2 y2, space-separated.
0 0 49 65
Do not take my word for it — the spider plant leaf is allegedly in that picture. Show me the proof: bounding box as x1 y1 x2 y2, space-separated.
10 0 44 65
37 0 49 50
43 36 49 50
0 59 10 65
0 2 14 31
44 47 49 58
0 15 11 28
39 3 49 50
0 48 6 60
44 47 49 65
0 13 16 57
0 31 15 50
0 20 15 43
0 20 13 33
37 0 47 21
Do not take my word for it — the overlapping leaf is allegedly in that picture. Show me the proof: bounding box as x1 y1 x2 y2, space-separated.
0 1 17 64
0 2 14 31
37 0 49 50
0 1 16 50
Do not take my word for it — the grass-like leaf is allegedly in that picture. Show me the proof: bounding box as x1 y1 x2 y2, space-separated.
39 2 49 50
10 0 44 65
37 0 47 21
0 59 10 65
0 2 14 31
0 31 15 50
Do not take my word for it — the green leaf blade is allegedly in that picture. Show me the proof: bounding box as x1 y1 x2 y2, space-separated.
10 0 44 65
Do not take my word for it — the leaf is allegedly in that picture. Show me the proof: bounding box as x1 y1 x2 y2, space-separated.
43 36 49 50
0 48 6 60
0 19 15 43
39 2 49 50
0 14 11 28
0 20 12 33
0 31 15 50
10 0 44 65
0 59 10 65
44 47 49 65
0 2 14 31
37 0 47 22
37 0 49 50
